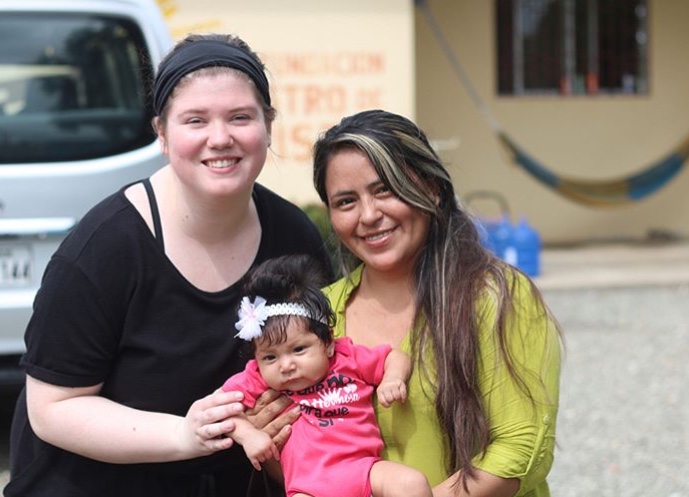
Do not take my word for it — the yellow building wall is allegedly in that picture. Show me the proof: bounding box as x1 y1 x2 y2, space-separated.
416 0 689 244
159 0 687 244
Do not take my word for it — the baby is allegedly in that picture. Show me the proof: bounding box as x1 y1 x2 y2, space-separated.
221 254 432 497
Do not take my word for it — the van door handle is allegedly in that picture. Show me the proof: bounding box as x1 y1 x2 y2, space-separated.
0 217 76 236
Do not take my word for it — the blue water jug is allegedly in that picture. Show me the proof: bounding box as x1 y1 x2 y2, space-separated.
475 218 495 253
467 188 541 275
512 216 541 276
476 215 514 262
492 215 516 265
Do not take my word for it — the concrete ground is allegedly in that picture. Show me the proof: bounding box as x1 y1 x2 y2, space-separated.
537 241 689 496
536 241 689 290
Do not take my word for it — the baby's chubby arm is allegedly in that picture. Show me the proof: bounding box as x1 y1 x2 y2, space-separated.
230 415 281 471
376 349 412 407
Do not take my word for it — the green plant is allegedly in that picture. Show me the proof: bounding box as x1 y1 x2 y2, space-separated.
301 203 339 272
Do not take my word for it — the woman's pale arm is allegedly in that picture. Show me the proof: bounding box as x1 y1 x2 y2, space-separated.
26 375 244 464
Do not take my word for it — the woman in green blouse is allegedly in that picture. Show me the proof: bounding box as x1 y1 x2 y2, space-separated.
312 110 562 497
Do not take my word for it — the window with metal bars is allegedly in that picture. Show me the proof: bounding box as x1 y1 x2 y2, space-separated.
496 0 648 96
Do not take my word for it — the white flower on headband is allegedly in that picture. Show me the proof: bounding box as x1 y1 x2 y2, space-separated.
235 296 268 341
234 295 324 341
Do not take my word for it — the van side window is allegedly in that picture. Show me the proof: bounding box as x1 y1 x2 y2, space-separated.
0 14 156 163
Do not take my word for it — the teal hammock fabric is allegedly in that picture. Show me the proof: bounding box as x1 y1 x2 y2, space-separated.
417 0 689 207
497 132 689 207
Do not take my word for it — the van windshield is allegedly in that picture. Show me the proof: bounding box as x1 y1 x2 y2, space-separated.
0 13 156 164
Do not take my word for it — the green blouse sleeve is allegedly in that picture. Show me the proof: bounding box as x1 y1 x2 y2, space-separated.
473 272 561 497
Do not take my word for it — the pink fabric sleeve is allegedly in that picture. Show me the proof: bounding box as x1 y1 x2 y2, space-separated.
336 337 391 386
220 359 269 409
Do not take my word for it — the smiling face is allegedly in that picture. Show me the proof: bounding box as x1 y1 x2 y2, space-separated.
156 68 271 199
255 319 334 393
325 148 431 278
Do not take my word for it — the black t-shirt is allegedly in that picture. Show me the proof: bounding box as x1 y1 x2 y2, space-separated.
6 183 333 497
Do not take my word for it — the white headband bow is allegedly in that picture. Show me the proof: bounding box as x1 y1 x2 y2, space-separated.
235 296 318 341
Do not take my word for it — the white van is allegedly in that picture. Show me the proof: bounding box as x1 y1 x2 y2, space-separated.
0 0 173 389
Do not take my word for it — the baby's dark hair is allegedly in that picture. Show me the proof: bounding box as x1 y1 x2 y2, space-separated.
239 254 334 348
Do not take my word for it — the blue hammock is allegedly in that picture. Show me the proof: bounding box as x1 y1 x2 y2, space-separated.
497 132 689 206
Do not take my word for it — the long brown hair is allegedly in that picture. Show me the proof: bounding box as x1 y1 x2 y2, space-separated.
313 109 560 489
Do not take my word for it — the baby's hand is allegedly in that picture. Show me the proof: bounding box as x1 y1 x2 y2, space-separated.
376 378 408 407
243 431 281 471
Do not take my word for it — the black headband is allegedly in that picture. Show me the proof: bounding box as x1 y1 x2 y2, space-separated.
152 39 271 116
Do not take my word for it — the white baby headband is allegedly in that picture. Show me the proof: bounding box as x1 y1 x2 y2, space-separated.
235 296 323 341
